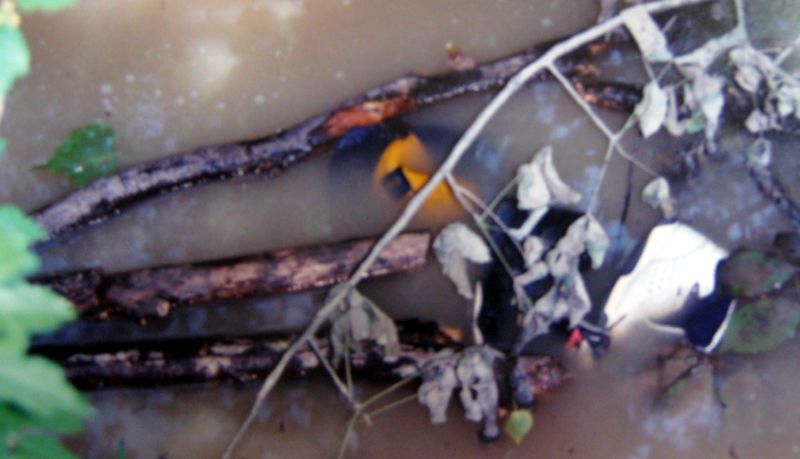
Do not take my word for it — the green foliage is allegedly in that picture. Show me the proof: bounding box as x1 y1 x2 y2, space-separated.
718 296 800 354
8 432 82 459
503 409 533 445
0 206 46 284
35 123 117 187
0 137 6 155
0 283 75 337
717 250 797 298
0 24 30 95
16 0 77 13
0 357 92 432
683 110 706 135
0 207 93 459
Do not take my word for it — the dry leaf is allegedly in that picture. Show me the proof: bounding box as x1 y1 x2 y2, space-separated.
664 86 688 136
518 266 592 347
327 285 400 365
517 146 581 211
517 157 550 210
744 108 773 134
546 214 609 277
690 72 726 143
323 97 417 137
457 346 503 440
729 46 763 93
514 262 549 290
522 235 547 268
675 26 746 77
418 351 459 424
583 214 610 269
775 82 800 119
642 176 675 218
635 81 668 138
433 223 492 299
620 5 673 62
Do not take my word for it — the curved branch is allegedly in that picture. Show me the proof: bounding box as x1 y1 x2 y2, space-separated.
31 37 624 241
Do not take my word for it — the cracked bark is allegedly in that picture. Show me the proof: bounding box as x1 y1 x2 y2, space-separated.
34 232 430 319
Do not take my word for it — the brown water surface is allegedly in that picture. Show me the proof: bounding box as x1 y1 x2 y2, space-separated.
3 0 800 458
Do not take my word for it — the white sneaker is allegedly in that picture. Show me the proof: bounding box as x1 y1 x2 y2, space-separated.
603 222 730 350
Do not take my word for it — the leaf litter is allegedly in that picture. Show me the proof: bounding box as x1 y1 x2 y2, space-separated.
417 345 503 440
326 285 400 366
435 145 610 351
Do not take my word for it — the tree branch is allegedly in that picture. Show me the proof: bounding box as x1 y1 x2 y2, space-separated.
34 232 430 319
33 319 568 400
30 36 630 241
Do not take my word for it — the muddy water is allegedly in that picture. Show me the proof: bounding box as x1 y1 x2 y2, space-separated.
2 0 800 458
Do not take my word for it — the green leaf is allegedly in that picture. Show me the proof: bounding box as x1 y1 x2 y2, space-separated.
0 282 76 335
7 432 80 459
684 110 706 134
504 409 534 445
35 124 117 187
0 206 46 284
717 250 797 298
16 0 77 12
0 356 93 433
718 296 800 354
0 138 6 156
0 316 29 357
0 206 45 247
0 25 30 95
0 403 35 433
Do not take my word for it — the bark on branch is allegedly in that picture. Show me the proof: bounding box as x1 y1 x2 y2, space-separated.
30 36 632 241
35 232 430 319
33 319 568 394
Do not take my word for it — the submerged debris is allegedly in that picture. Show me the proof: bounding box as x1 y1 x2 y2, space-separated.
327 285 400 365
417 346 503 440
417 351 460 424
604 222 728 335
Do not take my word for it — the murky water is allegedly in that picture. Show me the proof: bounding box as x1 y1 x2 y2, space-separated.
3 0 800 458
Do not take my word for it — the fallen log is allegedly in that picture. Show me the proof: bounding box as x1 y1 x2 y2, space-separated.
32 319 568 395
35 232 430 319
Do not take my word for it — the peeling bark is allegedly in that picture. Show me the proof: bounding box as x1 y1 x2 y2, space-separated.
35 232 430 319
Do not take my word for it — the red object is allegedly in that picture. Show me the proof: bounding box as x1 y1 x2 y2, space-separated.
567 328 583 348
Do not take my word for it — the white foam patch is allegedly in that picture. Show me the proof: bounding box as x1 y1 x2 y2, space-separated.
185 39 240 95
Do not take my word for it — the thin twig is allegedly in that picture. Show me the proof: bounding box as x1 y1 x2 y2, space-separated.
344 342 355 400
447 175 533 309
364 393 418 419
309 338 354 405
587 115 639 213
547 62 659 178
481 174 520 221
337 368 429 459
220 1 709 457
775 31 800 66
451 178 524 255
338 410 360 459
